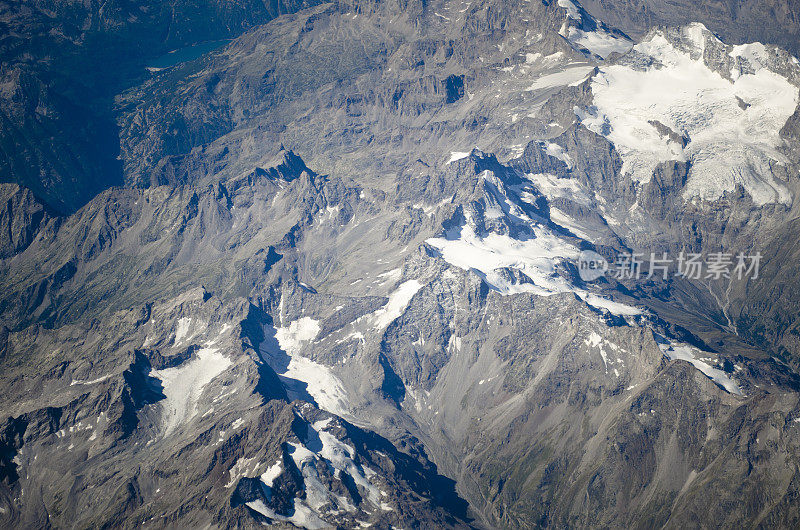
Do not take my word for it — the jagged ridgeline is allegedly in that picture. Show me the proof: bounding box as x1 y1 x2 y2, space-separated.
4 0 800 528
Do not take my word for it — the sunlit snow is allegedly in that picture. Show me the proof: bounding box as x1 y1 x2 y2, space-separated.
174 317 193 345
568 26 633 59
151 346 232 433
660 342 743 395
274 317 350 416
558 0 632 59
426 218 641 315
526 66 594 91
371 280 423 329
447 151 471 164
580 24 798 205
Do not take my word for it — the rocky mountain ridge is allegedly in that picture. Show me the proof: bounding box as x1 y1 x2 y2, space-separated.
4 0 800 528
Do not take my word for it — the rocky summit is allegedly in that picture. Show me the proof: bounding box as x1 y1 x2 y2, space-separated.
4 0 800 528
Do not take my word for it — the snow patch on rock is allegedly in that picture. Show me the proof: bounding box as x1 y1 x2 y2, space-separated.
558 0 632 58
427 222 579 296
174 317 193 345
246 498 328 530
568 26 633 59
660 342 743 395
284 356 350 416
272 317 350 416
151 347 232 434
526 66 595 92
447 151 471 164
522 173 592 206
284 419 393 516
371 280 423 330
580 24 798 205
276 317 321 354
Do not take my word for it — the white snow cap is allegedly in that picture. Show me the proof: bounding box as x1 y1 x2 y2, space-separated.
558 0 633 59
579 23 798 206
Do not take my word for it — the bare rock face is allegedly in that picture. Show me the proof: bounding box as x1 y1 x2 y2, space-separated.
6 0 800 528
0 184 54 259
579 0 800 56
0 0 327 213
0 288 471 528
